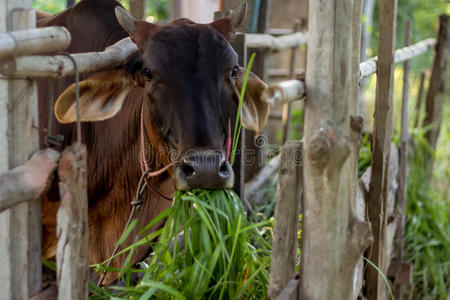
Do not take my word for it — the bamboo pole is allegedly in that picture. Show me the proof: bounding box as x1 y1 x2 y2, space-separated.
0 37 139 77
365 0 398 298
422 15 450 177
0 149 60 213
0 3 42 299
261 79 305 105
245 31 307 50
359 38 435 78
299 0 371 298
394 18 412 300
268 141 302 299
0 26 71 59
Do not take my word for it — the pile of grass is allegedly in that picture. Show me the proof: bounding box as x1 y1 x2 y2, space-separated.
90 189 271 299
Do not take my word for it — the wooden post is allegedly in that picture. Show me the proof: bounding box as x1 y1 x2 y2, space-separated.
269 141 302 299
299 0 371 298
394 18 411 300
56 143 88 300
0 1 42 299
281 21 302 144
413 71 426 128
129 0 146 20
365 0 398 298
422 15 450 176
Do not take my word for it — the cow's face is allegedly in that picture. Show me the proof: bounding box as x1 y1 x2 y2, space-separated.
53 4 269 190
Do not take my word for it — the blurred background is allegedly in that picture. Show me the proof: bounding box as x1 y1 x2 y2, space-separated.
33 0 449 298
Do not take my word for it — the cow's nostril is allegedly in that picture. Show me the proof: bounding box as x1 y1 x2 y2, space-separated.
180 164 195 178
219 161 230 178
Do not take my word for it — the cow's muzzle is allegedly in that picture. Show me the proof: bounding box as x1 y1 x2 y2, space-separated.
174 150 234 190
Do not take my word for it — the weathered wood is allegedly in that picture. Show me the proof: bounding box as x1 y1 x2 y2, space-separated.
299 0 371 299
359 38 436 78
0 4 42 299
269 141 302 299
245 31 308 50
422 15 450 176
0 37 139 77
56 143 88 300
394 18 411 300
245 153 280 205
0 26 70 59
281 21 302 144
388 261 413 285
29 285 58 300
413 71 426 128
276 275 300 300
261 79 305 106
129 0 146 20
365 0 397 298
0 149 60 213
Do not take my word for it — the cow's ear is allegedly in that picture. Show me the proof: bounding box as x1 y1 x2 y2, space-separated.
233 68 270 135
210 3 247 40
115 6 159 50
54 69 133 124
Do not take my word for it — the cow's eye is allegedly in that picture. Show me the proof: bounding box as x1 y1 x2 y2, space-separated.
142 68 153 80
231 65 239 79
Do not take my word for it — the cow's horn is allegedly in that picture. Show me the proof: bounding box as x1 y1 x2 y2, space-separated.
115 6 137 34
228 3 247 29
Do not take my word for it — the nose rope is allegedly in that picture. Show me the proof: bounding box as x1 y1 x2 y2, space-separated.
139 104 173 201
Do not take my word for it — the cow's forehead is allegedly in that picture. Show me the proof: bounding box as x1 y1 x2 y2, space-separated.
142 23 237 77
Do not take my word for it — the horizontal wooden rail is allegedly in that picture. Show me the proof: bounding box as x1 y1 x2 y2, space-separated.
263 38 435 104
245 31 308 50
0 26 71 59
0 149 60 213
0 37 138 77
261 79 305 105
360 38 436 78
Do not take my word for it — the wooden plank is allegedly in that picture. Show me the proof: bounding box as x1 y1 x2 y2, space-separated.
299 0 371 298
129 0 146 20
394 18 412 300
0 26 70 59
276 275 300 300
268 141 302 299
422 15 450 176
0 2 42 299
0 149 60 213
245 153 280 205
57 143 88 300
281 21 302 144
365 0 398 298
245 31 308 50
413 71 426 128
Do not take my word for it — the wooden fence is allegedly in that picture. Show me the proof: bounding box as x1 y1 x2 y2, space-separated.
0 0 448 299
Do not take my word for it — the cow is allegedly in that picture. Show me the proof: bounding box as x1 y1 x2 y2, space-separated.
38 0 269 285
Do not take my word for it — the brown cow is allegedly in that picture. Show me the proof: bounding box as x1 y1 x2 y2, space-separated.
38 0 269 284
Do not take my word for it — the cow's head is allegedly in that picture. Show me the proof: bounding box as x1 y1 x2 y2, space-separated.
53 3 269 190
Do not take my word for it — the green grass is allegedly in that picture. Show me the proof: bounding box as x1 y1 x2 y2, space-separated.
91 189 272 299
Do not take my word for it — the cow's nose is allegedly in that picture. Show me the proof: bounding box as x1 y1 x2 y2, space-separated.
174 151 234 190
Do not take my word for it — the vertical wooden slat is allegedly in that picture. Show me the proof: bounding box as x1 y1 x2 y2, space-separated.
57 143 88 300
269 141 302 299
365 0 398 299
281 20 302 144
129 0 146 20
413 71 426 128
422 15 450 176
394 18 412 300
299 0 371 298
0 1 41 299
